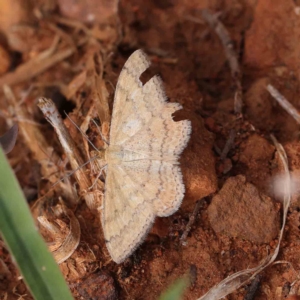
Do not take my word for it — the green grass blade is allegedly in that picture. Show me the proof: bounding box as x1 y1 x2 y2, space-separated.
159 277 188 300
0 147 74 300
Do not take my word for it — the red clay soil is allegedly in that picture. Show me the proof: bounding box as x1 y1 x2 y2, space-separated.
1 0 300 299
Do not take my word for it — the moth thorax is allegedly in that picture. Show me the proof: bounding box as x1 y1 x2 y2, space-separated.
105 145 123 164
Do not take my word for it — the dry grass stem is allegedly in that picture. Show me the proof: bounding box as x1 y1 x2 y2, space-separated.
65 70 87 100
52 16 92 36
267 84 300 124
0 47 74 87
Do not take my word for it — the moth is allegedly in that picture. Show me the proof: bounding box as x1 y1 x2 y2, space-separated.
99 50 191 263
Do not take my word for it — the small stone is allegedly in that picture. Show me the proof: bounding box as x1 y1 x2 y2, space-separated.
77 271 118 300
207 175 280 244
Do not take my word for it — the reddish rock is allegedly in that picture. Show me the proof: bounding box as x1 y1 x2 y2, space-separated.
207 175 280 244
179 111 217 211
77 271 118 300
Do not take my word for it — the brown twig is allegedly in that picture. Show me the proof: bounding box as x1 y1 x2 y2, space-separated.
180 199 205 245
220 128 236 160
267 84 300 124
201 9 243 115
0 47 74 87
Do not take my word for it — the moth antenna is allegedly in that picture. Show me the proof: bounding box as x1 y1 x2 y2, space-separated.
88 164 107 190
50 155 99 189
91 119 109 146
64 112 99 152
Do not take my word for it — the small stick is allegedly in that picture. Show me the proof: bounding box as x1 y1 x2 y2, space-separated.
201 9 243 114
180 199 205 245
38 98 85 167
0 47 74 87
220 128 236 160
267 84 300 124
